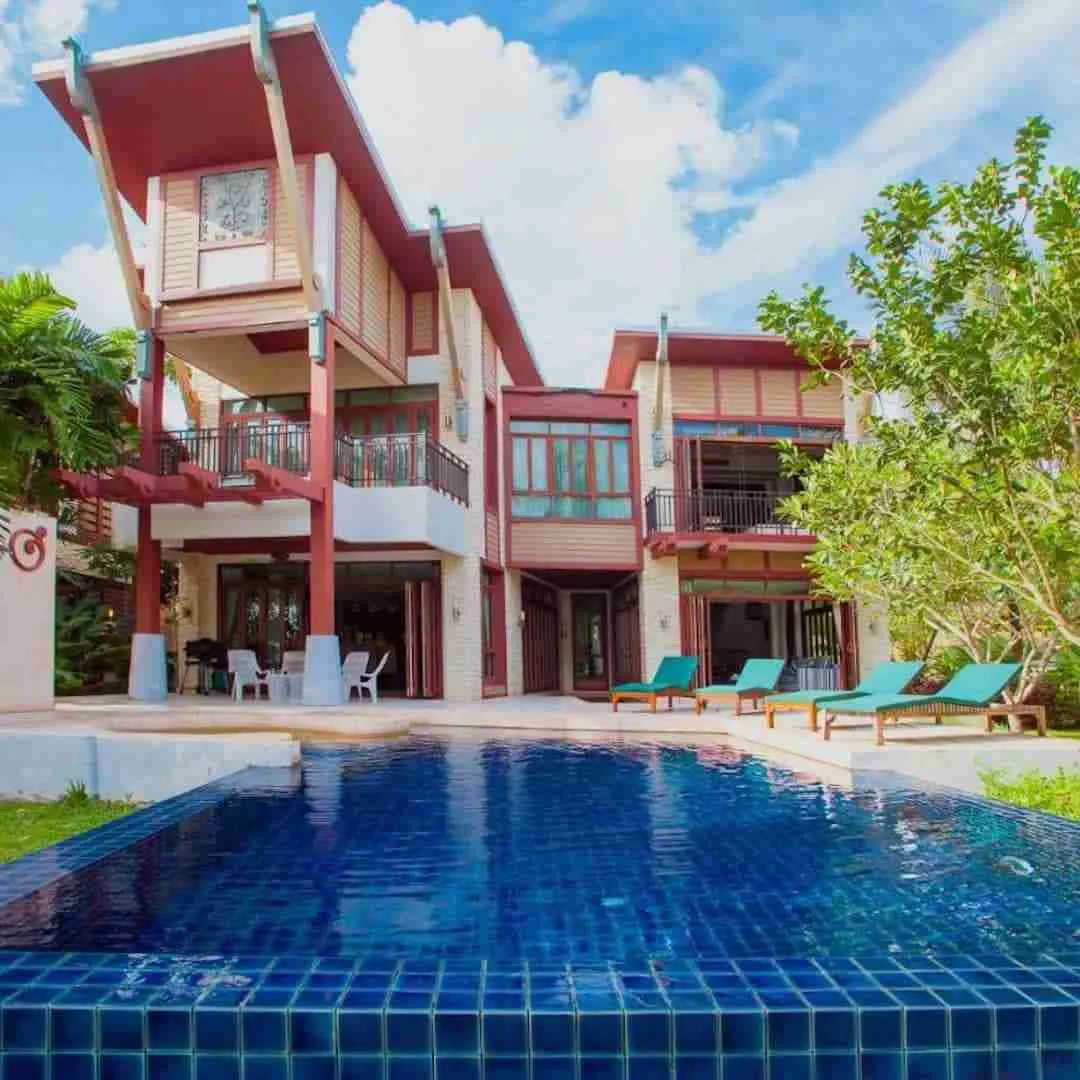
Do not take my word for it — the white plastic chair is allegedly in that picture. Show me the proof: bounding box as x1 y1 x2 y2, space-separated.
228 649 269 702
341 651 371 701
282 651 305 675
352 650 390 704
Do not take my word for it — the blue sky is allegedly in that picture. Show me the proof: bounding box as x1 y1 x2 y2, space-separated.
2 0 1078 388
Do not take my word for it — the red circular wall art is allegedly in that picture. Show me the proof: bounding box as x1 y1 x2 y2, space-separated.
8 526 48 572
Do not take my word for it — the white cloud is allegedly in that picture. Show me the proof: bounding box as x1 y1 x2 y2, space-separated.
42 239 131 330
344 0 1079 386
711 0 1080 288
345 2 795 385
0 0 113 104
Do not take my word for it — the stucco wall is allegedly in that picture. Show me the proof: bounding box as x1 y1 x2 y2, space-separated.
0 510 56 712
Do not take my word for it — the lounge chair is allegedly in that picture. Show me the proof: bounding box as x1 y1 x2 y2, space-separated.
694 658 786 716
819 662 1044 746
611 656 699 712
765 660 925 732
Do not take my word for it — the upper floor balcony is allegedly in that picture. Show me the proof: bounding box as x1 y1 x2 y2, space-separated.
59 425 469 556
644 487 814 556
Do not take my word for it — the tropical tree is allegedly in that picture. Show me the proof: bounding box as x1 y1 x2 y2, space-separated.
0 271 135 530
758 116 1080 704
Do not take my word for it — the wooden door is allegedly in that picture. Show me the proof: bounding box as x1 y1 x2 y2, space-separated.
522 580 559 692
572 593 609 692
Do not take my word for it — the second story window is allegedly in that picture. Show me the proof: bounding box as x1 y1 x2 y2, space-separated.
510 420 632 520
199 168 270 245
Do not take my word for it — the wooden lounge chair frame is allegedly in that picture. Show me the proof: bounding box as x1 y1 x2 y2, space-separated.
822 701 1047 747
611 686 698 713
764 661 926 733
694 659 786 716
695 686 772 716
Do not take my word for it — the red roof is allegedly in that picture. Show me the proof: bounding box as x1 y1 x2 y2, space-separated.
33 16 541 387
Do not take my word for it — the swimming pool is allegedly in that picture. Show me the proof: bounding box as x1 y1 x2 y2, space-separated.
1 737 1078 1078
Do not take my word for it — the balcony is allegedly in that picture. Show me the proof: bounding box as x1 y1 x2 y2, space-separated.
158 424 311 483
644 487 813 553
334 433 469 505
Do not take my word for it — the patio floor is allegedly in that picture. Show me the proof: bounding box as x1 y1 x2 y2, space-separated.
0 692 1076 797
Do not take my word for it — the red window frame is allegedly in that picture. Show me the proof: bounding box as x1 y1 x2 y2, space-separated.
509 421 632 520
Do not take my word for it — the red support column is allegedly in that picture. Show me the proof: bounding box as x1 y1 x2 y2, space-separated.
308 329 335 635
128 333 167 700
134 334 165 635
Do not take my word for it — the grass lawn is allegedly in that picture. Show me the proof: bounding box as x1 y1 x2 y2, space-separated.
0 793 135 864
982 768 1080 820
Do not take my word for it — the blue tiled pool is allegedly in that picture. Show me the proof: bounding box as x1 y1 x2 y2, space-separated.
1 737 1078 1079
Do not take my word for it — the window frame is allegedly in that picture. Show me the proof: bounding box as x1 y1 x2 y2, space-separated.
509 419 633 522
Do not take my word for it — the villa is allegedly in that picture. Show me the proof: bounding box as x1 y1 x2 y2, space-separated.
36 7 888 706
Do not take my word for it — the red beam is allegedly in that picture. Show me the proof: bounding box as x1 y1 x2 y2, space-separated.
245 459 324 502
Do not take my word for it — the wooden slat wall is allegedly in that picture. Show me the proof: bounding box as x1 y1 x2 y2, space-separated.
410 291 436 354
799 373 844 420
389 271 406 376
161 177 197 293
272 162 310 280
671 367 715 413
361 219 390 359
759 369 799 417
485 509 500 563
337 180 362 338
716 367 757 415
482 320 497 399
158 289 307 333
510 522 638 568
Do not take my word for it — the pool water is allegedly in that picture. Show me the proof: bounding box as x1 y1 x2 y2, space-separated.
1 737 1077 961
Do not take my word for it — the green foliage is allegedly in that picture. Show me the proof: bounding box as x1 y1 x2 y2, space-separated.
83 542 135 583
0 796 135 864
760 117 1080 699
982 767 1080 820
62 780 90 806
0 271 136 526
55 595 132 694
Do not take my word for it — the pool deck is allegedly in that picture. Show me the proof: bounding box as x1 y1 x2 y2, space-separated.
0 694 1076 799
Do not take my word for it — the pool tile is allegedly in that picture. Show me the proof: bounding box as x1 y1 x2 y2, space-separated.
765 1010 809 1054
1042 1047 1080 1079
52 1054 98 1080
858 1009 902 1051
951 1050 993 1080
856 1052 902 1080
720 1012 764 1055
2 1007 47 1051
814 1054 858 1080
239 1057 286 1080
949 1006 993 1049
1041 1003 1080 1045
904 1052 949 1080
100 1054 145 1080
718 1054 764 1080
195 1012 239 1054
339 1057 385 1080
530 1012 574 1056
386 1011 431 1056
290 1011 335 1055
147 1009 192 1052
240 1011 287 1054
337 1011 383 1055
147 1056 191 1080
813 1009 856 1052
482 1013 527 1057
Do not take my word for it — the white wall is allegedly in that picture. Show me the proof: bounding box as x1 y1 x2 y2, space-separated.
334 483 465 554
152 498 310 544
0 510 56 712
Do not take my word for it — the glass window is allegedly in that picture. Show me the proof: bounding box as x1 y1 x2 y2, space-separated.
512 438 529 490
265 394 305 414
612 440 630 492
553 438 570 491
594 441 611 493
760 424 798 438
597 496 633 519
224 398 264 416
199 168 270 244
509 420 550 434
391 386 438 402
590 421 631 436
512 494 551 517
570 439 588 491
674 420 718 437
530 438 547 490
550 421 590 435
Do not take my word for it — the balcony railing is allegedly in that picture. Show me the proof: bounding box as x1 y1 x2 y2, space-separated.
157 424 311 479
335 433 469 505
644 487 811 537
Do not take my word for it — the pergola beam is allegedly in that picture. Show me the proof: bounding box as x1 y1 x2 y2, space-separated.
62 38 150 331
429 205 468 440
247 0 320 314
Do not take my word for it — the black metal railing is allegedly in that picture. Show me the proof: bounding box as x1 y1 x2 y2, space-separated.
644 487 811 537
157 424 311 479
335 432 469 505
